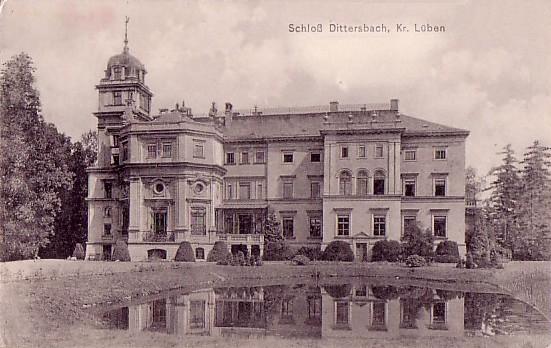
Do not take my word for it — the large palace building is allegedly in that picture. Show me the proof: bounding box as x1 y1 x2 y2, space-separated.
86 40 469 262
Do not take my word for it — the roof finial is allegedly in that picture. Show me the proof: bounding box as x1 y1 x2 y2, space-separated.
124 16 129 53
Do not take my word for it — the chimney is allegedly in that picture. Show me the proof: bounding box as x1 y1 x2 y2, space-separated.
224 102 233 127
329 101 339 112
390 99 399 112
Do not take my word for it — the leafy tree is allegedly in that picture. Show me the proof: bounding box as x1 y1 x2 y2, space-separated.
487 144 521 251
263 208 283 243
515 141 551 260
40 131 97 259
0 53 72 261
401 222 434 260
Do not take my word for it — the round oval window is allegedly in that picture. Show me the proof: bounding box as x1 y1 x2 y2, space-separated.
154 183 164 194
194 183 204 194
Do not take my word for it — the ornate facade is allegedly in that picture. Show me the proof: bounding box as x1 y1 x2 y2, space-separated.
86 41 469 261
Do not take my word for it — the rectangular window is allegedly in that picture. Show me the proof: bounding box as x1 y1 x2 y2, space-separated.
340 145 349 158
372 302 386 327
257 183 263 199
283 153 293 163
310 153 321 162
113 91 122 105
255 151 265 164
104 182 113 199
336 301 349 325
239 182 251 200
403 216 416 235
307 296 321 320
433 216 447 237
309 217 322 238
404 179 416 197
310 182 321 198
375 145 384 158
103 223 111 236
434 148 447 160
190 301 206 329
373 216 386 236
122 141 129 161
226 184 233 200
191 207 206 235
153 211 167 234
283 182 293 198
283 217 294 238
194 144 204 158
405 150 416 161
162 143 172 158
112 154 119 166
358 145 366 158
434 178 446 196
281 298 293 320
226 152 235 164
112 135 120 147
147 144 157 159
240 151 249 164
432 302 446 324
337 215 350 236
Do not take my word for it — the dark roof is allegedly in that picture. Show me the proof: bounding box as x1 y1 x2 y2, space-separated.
223 110 468 140
107 49 145 73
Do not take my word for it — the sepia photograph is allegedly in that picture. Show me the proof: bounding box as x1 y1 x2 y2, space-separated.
0 0 550 347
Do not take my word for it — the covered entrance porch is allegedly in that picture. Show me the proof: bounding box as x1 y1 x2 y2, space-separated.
215 204 267 257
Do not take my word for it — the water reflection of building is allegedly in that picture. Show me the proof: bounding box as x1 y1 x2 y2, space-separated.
321 284 464 338
102 285 549 340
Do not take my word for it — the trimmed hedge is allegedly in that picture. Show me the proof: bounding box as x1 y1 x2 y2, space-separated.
322 241 354 262
371 240 402 262
174 241 195 262
111 240 131 261
207 241 230 262
434 240 460 263
72 243 85 260
296 246 323 261
405 255 427 267
263 241 293 261
291 254 310 266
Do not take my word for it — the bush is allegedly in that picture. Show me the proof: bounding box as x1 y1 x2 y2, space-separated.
465 252 476 269
72 243 85 260
322 241 354 262
371 240 402 262
207 241 230 262
296 246 323 261
111 240 131 261
236 251 246 266
263 241 293 261
292 254 310 266
405 255 427 267
456 257 465 268
434 241 460 263
174 242 195 262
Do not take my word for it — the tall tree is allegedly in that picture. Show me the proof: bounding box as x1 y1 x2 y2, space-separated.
487 144 521 251
40 131 97 258
515 140 551 260
0 53 72 260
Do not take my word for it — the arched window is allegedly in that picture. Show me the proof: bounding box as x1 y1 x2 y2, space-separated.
374 170 385 195
195 248 205 260
339 171 352 195
357 170 369 196
104 206 111 217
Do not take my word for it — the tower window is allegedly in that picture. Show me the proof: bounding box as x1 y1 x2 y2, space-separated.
113 67 121 80
113 91 123 105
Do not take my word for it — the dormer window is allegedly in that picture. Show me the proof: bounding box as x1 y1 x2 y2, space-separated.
113 67 121 80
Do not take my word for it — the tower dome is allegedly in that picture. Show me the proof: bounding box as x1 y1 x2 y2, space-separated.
104 17 146 81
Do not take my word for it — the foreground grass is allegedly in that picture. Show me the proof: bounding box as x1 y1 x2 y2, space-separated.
0 260 550 348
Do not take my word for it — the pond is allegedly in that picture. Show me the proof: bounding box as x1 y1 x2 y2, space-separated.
97 277 550 344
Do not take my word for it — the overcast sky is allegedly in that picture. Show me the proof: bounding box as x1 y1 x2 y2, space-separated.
0 0 550 177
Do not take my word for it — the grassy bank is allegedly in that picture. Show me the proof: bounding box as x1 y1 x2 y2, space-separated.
0 260 549 348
